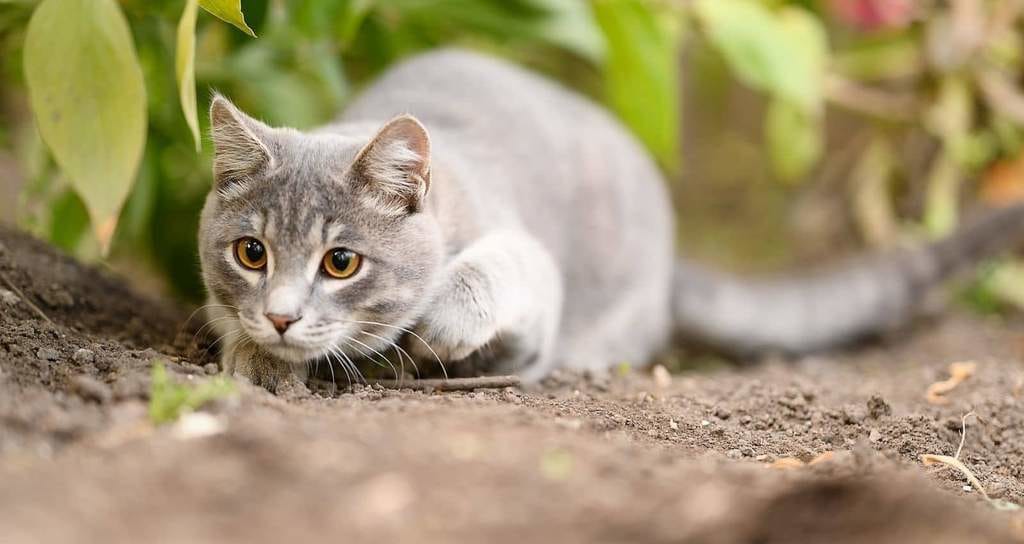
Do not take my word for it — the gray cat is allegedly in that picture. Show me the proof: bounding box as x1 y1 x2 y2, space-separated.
199 49 1024 391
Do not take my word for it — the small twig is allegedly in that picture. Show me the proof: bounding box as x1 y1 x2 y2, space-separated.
0 269 53 324
955 411 976 460
824 73 920 122
311 375 520 392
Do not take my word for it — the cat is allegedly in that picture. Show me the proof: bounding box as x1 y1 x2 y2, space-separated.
199 49 1024 391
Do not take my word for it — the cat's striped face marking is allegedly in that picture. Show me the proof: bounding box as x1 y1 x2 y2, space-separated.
199 96 443 365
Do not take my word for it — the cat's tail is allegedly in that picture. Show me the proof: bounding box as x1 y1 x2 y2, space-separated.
672 203 1024 357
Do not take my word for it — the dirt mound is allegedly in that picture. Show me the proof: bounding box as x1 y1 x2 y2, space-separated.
1 226 1022 543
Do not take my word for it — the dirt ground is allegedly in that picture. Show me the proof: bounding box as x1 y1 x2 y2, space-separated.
1 225 1023 543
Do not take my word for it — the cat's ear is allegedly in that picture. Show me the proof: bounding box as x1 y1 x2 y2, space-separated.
350 115 431 214
209 94 274 198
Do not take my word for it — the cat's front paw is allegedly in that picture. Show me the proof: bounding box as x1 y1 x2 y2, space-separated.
224 342 305 393
409 276 499 363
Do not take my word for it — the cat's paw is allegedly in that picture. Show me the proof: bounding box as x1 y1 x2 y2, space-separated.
409 273 499 363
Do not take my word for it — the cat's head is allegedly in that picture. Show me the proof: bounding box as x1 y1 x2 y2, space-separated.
198 95 444 365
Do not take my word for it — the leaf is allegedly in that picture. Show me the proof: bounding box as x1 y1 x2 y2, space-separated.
765 98 822 182
199 0 255 37
593 0 681 171
177 0 201 151
527 0 606 64
24 0 147 255
693 0 827 114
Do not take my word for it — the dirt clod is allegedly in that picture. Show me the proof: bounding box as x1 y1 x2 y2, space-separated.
70 375 112 404
0 288 18 306
867 394 892 418
72 348 95 365
35 347 59 361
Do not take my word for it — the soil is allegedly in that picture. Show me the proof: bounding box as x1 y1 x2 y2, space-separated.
1 225 1023 543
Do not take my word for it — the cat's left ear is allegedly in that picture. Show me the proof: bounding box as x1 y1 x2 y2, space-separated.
209 94 274 198
350 115 431 214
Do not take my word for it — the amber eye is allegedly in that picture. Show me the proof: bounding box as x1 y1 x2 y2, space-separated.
322 248 361 279
235 238 267 270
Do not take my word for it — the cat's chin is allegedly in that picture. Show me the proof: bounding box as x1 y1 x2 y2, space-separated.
257 341 327 365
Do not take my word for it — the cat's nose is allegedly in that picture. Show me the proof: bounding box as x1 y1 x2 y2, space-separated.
265 313 301 334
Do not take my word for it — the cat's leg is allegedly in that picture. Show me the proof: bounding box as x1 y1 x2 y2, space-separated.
221 338 307 392
409 229 562 379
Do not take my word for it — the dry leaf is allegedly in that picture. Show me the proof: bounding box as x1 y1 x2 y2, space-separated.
980 152 1024 206
926 361 977 404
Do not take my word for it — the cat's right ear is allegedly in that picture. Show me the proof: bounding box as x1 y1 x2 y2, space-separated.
209 94 274 198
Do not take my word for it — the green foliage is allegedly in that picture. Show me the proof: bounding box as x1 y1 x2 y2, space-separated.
5 0 1024 309
693 0 826 181
176 0 201 150
197 0 254 37
593 0 680 172
23 0 147 254
148 362 235 425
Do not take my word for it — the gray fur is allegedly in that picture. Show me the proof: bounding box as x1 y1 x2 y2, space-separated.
199 49 1024 391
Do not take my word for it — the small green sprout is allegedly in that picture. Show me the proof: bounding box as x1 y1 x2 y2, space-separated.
148 362 235 424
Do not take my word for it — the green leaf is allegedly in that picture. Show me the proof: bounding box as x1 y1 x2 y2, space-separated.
593 0 681 171
199 0 256 37
177 0 201 151
765 99 822 182
693 0 826 113
527 0 606 64
24 0 147 254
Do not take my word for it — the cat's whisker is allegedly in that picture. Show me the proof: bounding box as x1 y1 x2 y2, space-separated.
326 346 346 390
342 336 399 382
338 348 365 385
179 303 239 336
208 328 243 351
191 315 240 346
357 330 420 379
343 319 446 379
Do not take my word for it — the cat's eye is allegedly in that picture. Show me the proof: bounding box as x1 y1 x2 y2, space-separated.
322 248 362 279
235 237 267 270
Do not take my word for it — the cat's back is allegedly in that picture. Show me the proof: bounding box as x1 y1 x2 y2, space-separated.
340 49 672 251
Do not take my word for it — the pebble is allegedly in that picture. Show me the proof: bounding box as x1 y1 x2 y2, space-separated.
204 363 220 375
172 412 227 440
868 429 882 442
669 418 679 431
36 347 59 361
651 364 672 389
72 348 96 364
727 448 742 459
71 375 112 403
714 406 732 420
0 288 18 306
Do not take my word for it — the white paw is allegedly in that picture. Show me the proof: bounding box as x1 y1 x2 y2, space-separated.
409 274 499 363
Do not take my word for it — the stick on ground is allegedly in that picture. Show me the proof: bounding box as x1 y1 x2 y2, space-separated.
311 375 521 392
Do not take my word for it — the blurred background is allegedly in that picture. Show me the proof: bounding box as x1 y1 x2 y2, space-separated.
1 0 1023 310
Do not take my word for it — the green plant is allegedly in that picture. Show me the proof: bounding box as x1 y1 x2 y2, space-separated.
3 0 1023 306
148 362 235 424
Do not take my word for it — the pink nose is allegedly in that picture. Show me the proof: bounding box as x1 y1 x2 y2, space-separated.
265 313 301 334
